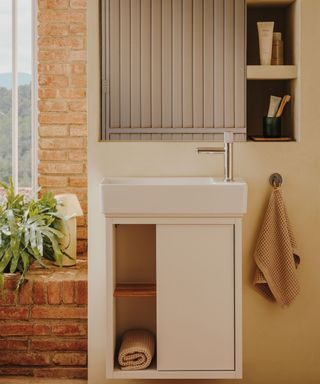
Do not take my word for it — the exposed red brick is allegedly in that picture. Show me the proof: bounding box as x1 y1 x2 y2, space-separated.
39 112 87 125
70 0 86 9
39 0 69 10
19 280 33 305
31 306 87 319
0 368 34 376
39 137 85 150
0 339 28 351
52 352 87 366
52 323 87 336
0 323 33 336
39 100 68 112
47 281 61 304
38 175 69 187
0 307 29 320
38 49 70 62
33 324 51 336
38 23 69 36
69 50 86 61
75 280 87 305
69 23 86 35
62 281 75 304
77 240 87 254
38 162 84 175
33 281 46 304
38 36 84 50
39 125 69 137
77 227 87 240
4 275 19 290
34 367 87 379
38 10 86 24
38 74 69 88
0 352 50 366
68 151 87 161
31 338 87 351
0 291 16 305
69 125 87 137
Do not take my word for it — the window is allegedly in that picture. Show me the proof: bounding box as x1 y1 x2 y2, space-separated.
0 0 36 196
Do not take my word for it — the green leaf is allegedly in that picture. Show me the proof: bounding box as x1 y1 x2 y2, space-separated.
0 249 12 273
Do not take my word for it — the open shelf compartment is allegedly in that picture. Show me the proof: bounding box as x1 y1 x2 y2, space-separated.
112 224 157 374
246 0 300 141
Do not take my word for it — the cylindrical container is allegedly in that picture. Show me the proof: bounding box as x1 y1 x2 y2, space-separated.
271 32 284 65
263 116 282 138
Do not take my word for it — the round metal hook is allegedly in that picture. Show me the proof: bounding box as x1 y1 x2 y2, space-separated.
269 173 283 188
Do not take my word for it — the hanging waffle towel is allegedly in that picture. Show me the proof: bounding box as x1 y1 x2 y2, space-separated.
118 329 155 370
253 187 301 307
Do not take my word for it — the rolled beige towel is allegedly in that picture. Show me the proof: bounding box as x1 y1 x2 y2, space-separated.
118 329 155 370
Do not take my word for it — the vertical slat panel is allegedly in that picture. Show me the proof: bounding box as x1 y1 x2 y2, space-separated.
235 0 245 128
141 0 151 127
204 0 214 128
162 0 172 127
110 0 120 127
183 0 193 127
151 0 162 127
213 0 224 128
120 0 131 127
172 0 183 127
131 0 141 127
193 0 204 128
101 0 108 139
224 0 235 128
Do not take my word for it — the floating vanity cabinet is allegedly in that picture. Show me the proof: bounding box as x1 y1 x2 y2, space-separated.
100 177 247 379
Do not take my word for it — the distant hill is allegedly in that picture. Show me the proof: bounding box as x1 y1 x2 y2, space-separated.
0 72 32 89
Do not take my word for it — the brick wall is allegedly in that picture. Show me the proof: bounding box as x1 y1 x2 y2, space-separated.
0 2 90 378
0 264 87 379
37 0 88 258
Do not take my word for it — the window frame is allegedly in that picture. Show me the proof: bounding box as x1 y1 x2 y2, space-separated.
10 0 38 193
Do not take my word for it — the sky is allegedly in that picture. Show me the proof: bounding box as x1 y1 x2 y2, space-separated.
0 0 32 74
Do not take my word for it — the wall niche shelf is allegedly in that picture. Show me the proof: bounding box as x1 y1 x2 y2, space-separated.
246 0 300 141
247 65 297 80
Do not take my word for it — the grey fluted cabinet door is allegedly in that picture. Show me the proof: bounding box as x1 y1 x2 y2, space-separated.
101 0 246 141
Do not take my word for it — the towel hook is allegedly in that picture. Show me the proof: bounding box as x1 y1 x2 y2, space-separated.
269 173 283 188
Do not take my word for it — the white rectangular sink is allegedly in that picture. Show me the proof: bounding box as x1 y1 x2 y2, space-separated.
100 177 247 217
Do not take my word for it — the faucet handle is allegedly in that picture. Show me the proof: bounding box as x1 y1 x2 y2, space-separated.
224 132 234 143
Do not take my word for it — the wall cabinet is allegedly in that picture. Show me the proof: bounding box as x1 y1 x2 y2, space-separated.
101 0 246 141
105 218 243 379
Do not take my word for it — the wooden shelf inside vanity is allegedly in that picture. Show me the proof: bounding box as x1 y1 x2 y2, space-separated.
114 283 156 298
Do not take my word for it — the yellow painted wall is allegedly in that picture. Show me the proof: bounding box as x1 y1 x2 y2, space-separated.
88 1 320 383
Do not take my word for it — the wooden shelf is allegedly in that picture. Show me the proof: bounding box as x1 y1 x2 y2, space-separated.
247 65 297 80
247 0 295 7
114 283 156 298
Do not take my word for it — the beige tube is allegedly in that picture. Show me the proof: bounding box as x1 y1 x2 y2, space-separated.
257 22 274 65
267 95 282 117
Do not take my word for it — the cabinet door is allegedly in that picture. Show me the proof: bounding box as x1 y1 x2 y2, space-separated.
157 224 235 371
101 0 246 141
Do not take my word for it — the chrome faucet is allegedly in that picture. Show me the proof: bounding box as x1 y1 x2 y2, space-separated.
197 132 234 182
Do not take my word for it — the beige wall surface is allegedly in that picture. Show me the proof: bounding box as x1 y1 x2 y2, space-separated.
88 1 320 383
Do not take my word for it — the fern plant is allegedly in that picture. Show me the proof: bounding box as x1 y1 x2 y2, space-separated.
0 179 66 289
